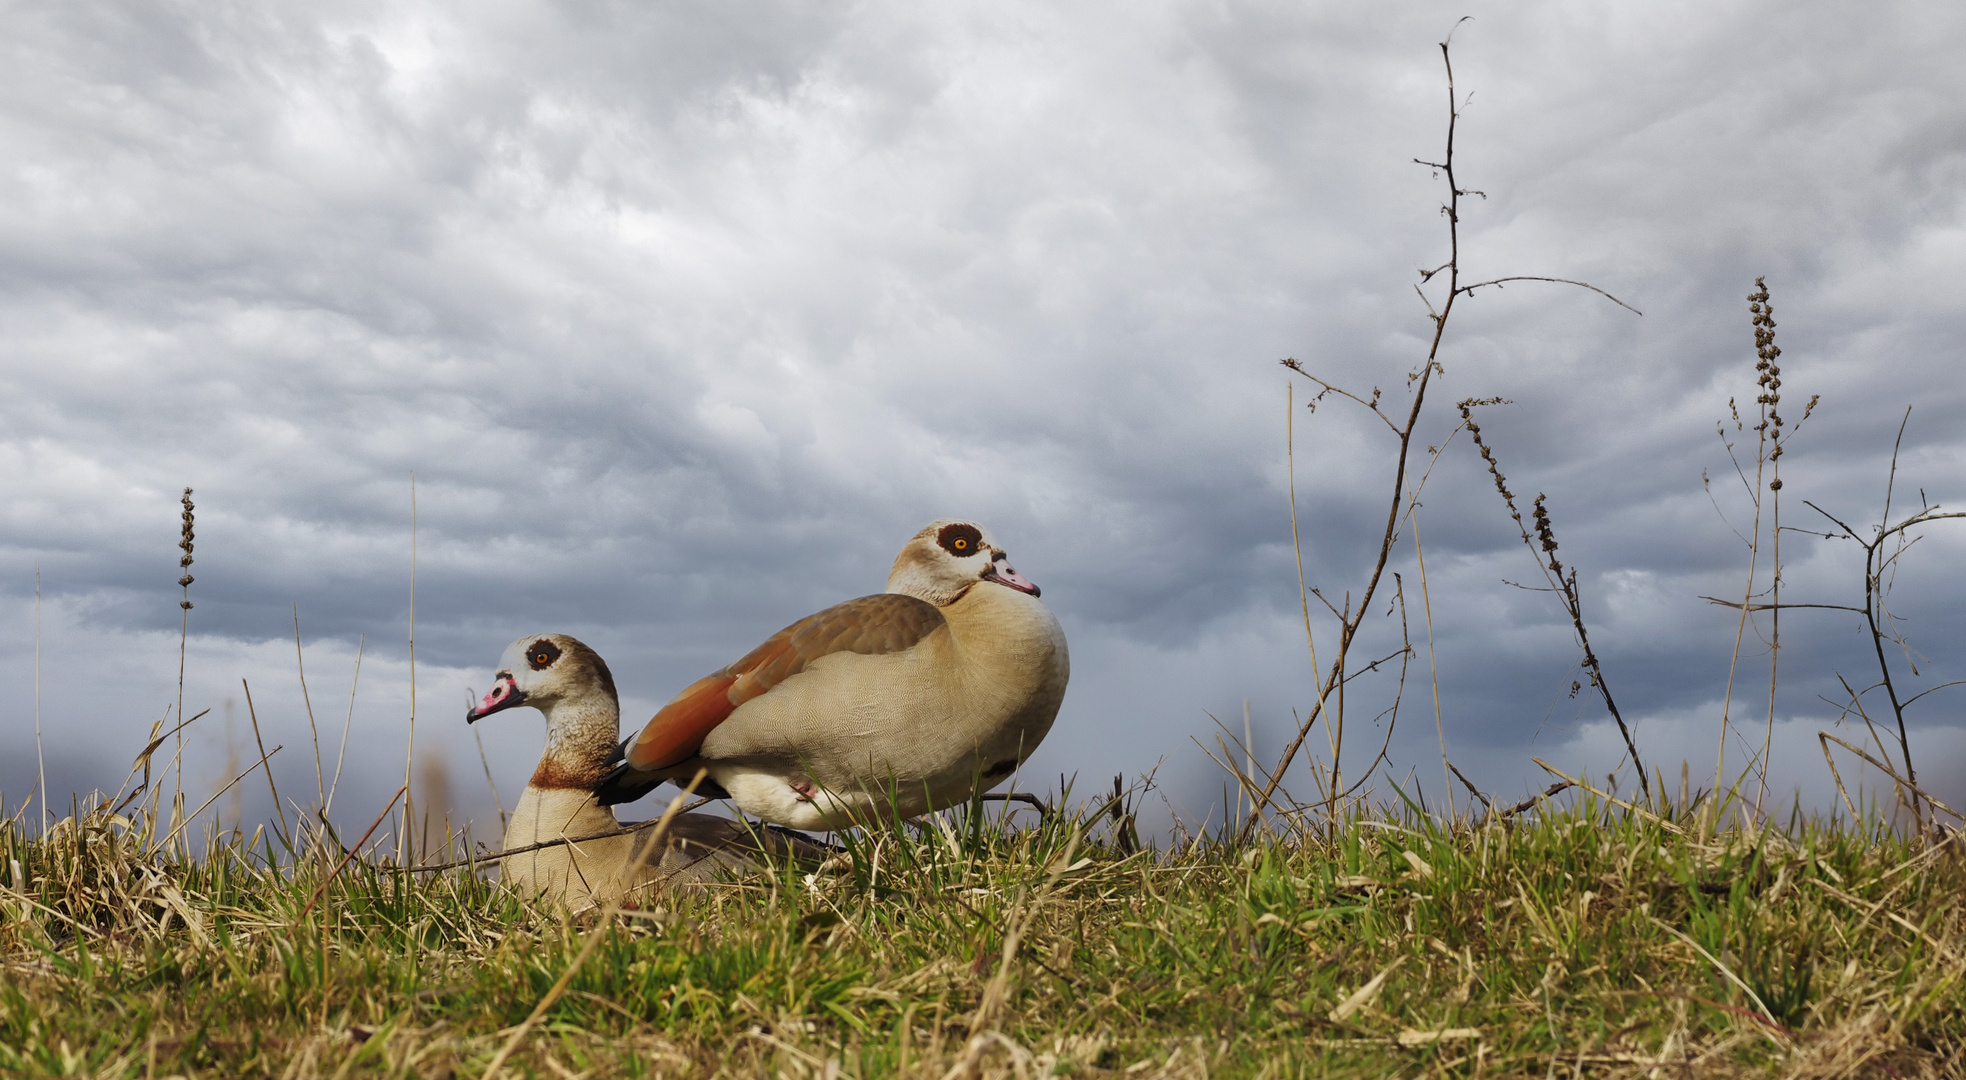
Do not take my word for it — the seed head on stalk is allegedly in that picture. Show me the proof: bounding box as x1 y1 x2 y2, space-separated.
178 488 195 608
169 487 194 831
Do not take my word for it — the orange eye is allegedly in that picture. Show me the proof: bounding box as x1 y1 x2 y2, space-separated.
935 522 984 557
532 652 550 665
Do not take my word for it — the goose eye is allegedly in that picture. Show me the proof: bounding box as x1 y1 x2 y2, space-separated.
526 640 562 670
936 523 984 557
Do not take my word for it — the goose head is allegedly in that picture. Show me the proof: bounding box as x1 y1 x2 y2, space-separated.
467 633 620 726
468 633 623 788
886 519 1041 606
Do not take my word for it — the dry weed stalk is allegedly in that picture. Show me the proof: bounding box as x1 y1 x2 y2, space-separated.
170 487 195 844
1700 280 1819 826
1800 425 1966 835
1751 281 1787 816
293 605 326 814
400 474 417 864
1698 280 1962 833
1242 29 1638 840
33 565 45 832
1457 401 1649 798
323 632 364 817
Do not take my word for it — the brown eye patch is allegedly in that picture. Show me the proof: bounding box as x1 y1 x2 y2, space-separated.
527 639 561 670
936 522 984 557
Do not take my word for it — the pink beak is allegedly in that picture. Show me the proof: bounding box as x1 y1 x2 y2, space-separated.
466 672 525 723
984 559 1041 598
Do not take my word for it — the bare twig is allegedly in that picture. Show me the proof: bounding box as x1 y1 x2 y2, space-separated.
109 709 210 818
1699 599 1862 614
1819 732 1963 825
471 711 508 833
1532 759 1681 834
400 475 417 864
1454 276 1641 315
173 488 196 844
300 785 405 920
1788 417 1966 831
324 634 364 817
157 746 283 852
1446 762 1491 815
1749 278 1786 818
1460 406 1647 798
242 679 292 845
1242 32 1637 840
1818 732 1862 825
1498 781 1573 821
403 797 718 873
34 565 45 832
294 605 326 810
978 792 1052 817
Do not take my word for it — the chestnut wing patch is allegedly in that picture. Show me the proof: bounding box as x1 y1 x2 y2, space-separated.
624 593 945 771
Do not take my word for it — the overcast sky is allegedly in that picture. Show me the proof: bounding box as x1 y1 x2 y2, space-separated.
5 0 1964 842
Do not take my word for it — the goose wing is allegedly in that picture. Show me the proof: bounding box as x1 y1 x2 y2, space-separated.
624 592 946 773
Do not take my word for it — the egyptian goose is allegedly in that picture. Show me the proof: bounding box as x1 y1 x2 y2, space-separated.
593 519 1070 830
465 633 822 909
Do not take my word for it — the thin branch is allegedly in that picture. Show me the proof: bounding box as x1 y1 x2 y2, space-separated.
1819 732 1964 824
1698 597 1865 614
1498 781 1574 821
1446 762 1491 813
403 798 723 873
300 785 405 919
1880 406 1911 535
1240 28 1638 841
242 679 292 847
1454 276 1641 315
1899 679 1966 711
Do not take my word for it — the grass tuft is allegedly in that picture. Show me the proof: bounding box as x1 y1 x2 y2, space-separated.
2 788 1960 1077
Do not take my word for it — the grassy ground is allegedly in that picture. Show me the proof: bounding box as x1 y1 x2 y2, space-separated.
1 786 1961 1079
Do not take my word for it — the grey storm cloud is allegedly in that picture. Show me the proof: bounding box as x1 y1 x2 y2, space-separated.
3 0 1965 835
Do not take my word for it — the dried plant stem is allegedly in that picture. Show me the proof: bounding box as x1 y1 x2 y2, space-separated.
1707 388 1765 824
157 744 281 853
1458 407 1648 799
1242 30 1636 841
472 721 507 832
1713 516 1759 827
1252 32 1473 828
34 565 45 832
1818 732 1863 825
300 785 405 920
1752 279 1786 817
324 634 364 817
292 605 326 813
173 488 195 844
1284 382 1336 781
401 795 720 874
1799 419 1966 832
1863 412 1921 819
1407 495 1452 820
1818 731 1964 825
1761 487 1781 816
400 474 417 864
242 679 291 844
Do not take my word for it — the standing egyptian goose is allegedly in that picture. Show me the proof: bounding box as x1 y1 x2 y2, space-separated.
465 633 822 909
594 519 1070 830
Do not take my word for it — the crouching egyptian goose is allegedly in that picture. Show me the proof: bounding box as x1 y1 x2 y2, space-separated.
592 519 1070 830
465 633 825 910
